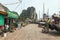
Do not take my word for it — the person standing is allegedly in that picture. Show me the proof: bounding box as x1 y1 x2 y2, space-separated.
5 24 9 30
2 24 9 37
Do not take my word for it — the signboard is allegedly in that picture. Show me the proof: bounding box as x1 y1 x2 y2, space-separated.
0 14 4 26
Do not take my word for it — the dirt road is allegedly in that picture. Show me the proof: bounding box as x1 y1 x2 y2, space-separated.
0 24 60 40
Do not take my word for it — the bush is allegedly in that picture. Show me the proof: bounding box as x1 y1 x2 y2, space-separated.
9 23 18 32
2 28 7 33
13 23 18 28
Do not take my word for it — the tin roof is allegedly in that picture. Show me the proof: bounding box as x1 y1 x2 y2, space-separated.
0 3 7 15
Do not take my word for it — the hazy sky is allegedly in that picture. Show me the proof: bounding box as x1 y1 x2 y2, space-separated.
0 0 60 19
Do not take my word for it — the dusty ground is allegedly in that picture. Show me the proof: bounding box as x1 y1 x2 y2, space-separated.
0 24 60 40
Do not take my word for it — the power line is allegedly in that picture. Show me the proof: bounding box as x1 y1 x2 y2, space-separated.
19 0 22 3
4 0 22 5
14 0 22 10
4 2 19 5
3 0 22 12
14 3 20 10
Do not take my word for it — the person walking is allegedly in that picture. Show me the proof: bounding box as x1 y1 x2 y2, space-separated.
18 22 21 30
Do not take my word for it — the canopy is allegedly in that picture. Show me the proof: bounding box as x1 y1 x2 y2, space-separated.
7 11 18 19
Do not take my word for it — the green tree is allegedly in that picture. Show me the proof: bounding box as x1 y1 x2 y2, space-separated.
20 7 37 21
20 10 27 21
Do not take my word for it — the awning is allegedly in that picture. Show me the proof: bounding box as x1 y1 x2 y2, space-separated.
0 11 7 15
8 11 18 19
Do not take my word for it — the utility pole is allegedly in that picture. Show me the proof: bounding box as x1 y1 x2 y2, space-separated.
43 3 45 15
47 9 49 17
43 3 45 19
39 11 40 20
59 11 60 17
59 11 60 13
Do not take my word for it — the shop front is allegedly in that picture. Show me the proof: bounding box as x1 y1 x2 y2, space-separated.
7 11 18 25
0 11 7 29
7 11 19 31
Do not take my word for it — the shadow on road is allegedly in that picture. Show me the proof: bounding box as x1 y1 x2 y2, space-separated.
48 30 60 37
